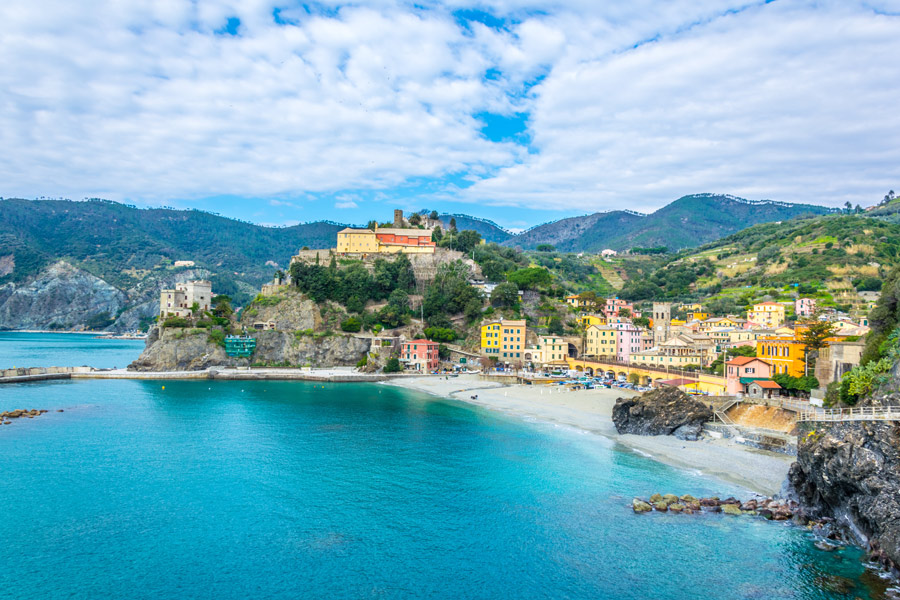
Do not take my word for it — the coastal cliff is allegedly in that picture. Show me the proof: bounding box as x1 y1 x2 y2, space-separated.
788 401 900 571
129 326 371 371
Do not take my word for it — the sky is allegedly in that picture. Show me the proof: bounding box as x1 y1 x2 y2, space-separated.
1 0 899 230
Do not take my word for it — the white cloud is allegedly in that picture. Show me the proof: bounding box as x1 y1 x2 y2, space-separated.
0 0 898 216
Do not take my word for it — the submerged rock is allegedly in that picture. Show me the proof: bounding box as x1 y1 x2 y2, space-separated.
611 387 713 440
722 504 743 516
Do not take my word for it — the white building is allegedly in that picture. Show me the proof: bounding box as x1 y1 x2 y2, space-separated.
159 280 213 319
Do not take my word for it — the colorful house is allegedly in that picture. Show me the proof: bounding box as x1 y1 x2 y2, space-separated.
585 325 618 359
565 294 592 308
795 298 817 318
480 319 527 361
725 356 773 395
525 336 568 367
576 314 606 328
747 302 787 328
400 339 440 371
756 338 807 377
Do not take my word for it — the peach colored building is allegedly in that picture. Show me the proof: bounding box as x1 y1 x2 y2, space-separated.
725 356 773 395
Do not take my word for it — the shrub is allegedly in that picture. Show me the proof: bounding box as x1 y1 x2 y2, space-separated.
340 317 362 332
207 329 225 348
253 294 283 306
424 326 457 343
162 317 190 328
356 355 368 368
383 357 402 373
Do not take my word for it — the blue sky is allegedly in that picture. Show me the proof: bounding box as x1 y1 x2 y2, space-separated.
1 0 899 230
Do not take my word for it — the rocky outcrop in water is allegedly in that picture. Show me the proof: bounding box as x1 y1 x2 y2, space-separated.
612 387 714 440
128 326 371 371
788 416 900 571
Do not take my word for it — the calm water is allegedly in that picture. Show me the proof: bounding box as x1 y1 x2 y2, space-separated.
0 331 145 369
0 336 882 599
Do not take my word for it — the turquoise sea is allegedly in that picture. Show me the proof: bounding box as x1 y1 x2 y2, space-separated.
0 334 884 599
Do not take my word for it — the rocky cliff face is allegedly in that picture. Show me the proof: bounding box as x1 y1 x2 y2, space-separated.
239 291 320 331
0 261 127 330
0 260 215 332
129 327 370 371
612 387 714 441
788 416 900 571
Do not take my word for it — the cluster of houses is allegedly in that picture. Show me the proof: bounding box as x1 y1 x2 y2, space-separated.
478 294 871 397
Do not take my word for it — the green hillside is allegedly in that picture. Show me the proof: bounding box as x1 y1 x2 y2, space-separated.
0 198 343 295
506 194 833 252
617 214 900 316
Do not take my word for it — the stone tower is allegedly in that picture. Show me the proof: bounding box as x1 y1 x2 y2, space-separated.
652 302 672 346
393 209 404 228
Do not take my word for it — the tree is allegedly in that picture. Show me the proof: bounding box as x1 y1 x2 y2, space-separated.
430 210 439 220
464 298 483 322
432 226 443 243
491 282 520 308
628 373 641 385
578 291 600 311
408 213 422 226
212 295 233 318
507 267 551 290
633 316 650 328
619 307 632 318
424 326 457 343
798 319 838 355
383 357 402 373
438 344 451 360
449 217 457 232
547 316 564 335
536 244 555 252
455 230 482 254
190 301 200 316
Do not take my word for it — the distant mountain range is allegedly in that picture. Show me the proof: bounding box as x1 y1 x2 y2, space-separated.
503 194 835 252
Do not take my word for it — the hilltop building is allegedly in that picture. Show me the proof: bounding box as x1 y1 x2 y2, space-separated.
336 226 436 254
159 280 212 319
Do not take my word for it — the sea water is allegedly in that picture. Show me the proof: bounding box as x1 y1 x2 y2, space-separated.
0 336 883 599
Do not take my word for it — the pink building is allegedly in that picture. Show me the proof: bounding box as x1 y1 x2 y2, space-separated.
603 297 642 319
612 322 643 363
795 298 817 318
400 339 440 372
725 356 774 395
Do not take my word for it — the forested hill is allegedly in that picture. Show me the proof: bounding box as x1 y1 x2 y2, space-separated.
505 194 834 252
0 198 343 289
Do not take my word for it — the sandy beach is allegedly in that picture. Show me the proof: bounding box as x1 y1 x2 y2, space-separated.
389 374 795 496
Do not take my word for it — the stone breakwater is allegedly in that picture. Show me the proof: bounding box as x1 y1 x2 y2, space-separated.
1 408 60 425
631 493 801 520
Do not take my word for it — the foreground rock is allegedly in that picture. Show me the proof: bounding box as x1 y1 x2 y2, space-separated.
1 409 48 424
612 386 714 440
788 417 900 572
129 326 371 371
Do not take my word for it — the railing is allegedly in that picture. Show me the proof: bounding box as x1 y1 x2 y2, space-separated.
797 405 900 422
779 398 817 413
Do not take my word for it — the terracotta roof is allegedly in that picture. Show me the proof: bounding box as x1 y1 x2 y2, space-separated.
727 356 768 366
753 380 782 389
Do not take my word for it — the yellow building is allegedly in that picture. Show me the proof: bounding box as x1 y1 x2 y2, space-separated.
525 336 569 366
336 227 436 254
681 303 703 312
756 338 807 376
576 314 606 328
747 302 786 328
480 319 527 360
687 311 710 322
585 325 618 358
565 294 592 308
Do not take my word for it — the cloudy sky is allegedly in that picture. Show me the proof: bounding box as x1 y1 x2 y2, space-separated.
1 0 898 229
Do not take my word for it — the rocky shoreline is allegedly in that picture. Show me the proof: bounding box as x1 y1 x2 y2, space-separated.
1 408 60 426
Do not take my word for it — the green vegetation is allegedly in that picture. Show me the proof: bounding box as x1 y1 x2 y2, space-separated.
424 327 457 343
161 316 190 328
340 316 362 332
383 357 402 373
207 329 225 347
773 374 819 394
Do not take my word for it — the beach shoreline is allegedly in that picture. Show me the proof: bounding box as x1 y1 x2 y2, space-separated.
388 374 795 497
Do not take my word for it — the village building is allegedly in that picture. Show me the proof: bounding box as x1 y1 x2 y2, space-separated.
746 379 782 399
585 325 619 359
747 301 787 328
159 280 213 319
725 356 774 395
524 336 569 369
400 339 440 372
795 297 817 318
756 337 807 377
814 340 865 385
480 319 527 361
